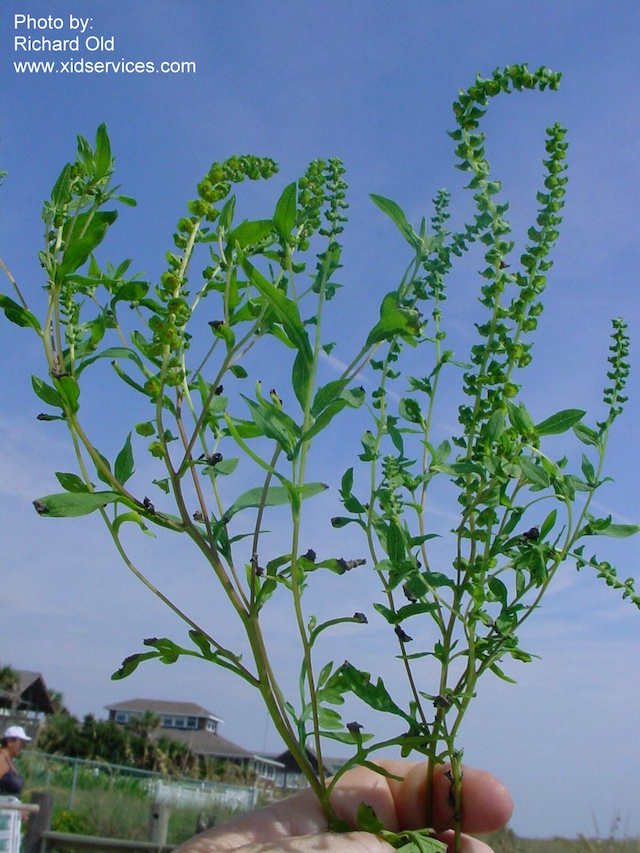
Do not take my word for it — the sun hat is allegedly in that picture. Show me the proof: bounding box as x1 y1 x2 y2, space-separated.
3 725 31 741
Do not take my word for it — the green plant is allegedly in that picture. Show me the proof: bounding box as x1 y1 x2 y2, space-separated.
52 810 90 834
1 63 638 853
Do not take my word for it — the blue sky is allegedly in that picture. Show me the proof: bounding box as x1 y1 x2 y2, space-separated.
1 0 639 839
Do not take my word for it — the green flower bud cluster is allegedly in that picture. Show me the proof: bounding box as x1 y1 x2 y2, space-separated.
508 123 568 333
451 69 566 452
575 551 640 608
452 65 561 132
416 190 482 306
600 318 630 428
195 154 278 211
319 158 348 240
142 155 279 393
297 159 330 249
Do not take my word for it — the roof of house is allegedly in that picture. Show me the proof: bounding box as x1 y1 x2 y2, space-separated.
104 698 223 722
0 669 54 714
273 748 344 776
151 728 283 767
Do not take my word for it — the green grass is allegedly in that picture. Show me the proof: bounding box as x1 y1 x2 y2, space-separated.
479 829 640 853
20 754 240 845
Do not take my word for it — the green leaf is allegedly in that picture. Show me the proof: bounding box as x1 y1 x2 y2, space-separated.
0 295 41 331
114 433 135 484
112 511 154 537
312 379 349 417
399 397 423 424
573 422 600 448
226 482 326 520
242 393 300 455
292 348 312 411
33 490 121 518
489 663 516 684
331 516 364 529
357 803 385 835
51 163 72 207
484 409 506 445
300 399 347 443
52 375 80 414
519 458 550 489
55 472 89 493
373 603 397 624
58 211 118 279
341 467 354 496
111 281 150 306
228 219 274 250
229 364 248 379
581 454 595 485
342 386 366 408
508 401 535 436
209 457 239 476
32 375 63 408
597 523 640 538
274 182 297 241
488 576 508 606
111 651 160 680
239 248 312 361
386 520 405 563
370 194 420 250
76 346 145 377
539 508 557 540
366 308 421 348
535 409 586 436
394 602 438 623
339 662 413 723
218 196 236 232
94 123 112 179
379 829 446 853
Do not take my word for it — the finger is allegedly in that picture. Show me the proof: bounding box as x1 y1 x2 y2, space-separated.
438 832 498 853
174 789 328 853
217 831 395 853
175 761 512 853
330 761 513 834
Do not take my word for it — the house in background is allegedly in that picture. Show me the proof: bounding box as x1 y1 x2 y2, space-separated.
273 747 344 790
0 669 55 740
105 698 283 783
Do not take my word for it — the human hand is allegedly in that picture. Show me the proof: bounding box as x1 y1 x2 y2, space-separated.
175 761 513 853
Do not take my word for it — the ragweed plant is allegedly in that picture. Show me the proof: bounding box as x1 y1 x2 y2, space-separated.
1 64 638 853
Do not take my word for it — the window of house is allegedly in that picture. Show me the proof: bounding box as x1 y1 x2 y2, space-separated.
187 717 197 728
115 712 128 723
206 719 217 732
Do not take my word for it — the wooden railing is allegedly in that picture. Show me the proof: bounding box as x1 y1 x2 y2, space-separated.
23 793 177 853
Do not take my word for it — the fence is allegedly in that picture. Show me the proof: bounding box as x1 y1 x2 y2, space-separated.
20 751 257 812
0 798 40 853
0 798 22 853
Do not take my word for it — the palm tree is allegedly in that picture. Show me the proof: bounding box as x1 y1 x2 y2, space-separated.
48 690 70 716
0 663 20 713
0 664 19 692
126 712 161 768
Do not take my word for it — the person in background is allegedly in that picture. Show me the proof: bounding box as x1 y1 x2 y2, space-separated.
0 725 31 798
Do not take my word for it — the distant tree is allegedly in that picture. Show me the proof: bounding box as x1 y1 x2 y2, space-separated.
48 689 70 716
36 711 199 777
0 664 19 692
154 735 197 777
37 713 83 755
